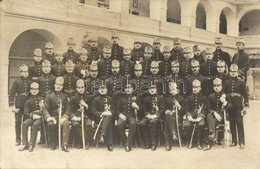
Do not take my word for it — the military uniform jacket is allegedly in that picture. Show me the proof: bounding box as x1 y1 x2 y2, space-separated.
63 50 79 63
37 74 56 97
159 59 172 77
51 62 66 77
232 50 250 77
185 74 206 96
207 92 231 115
43 91 70 119
131 76 149 96
200 60 218 78
63 73 79 97
9 77 33 107
213 73 230 84
42 53 56 65
92 95 115 118
116 94 142 118
74 61 90 78
151 49 163 62
120 60 135 79
213 49 231 69
164 94 186 117
89 47 102 62
147 74 166 95
194 54 205 65
111 44 124 62
179 59 192 80
185 93 207 119
28 62 43 79
98 58 112 79
142 59 151 77
24 95 45 119
223 77 249 109
85 77 103 97
143 95 165 118
170 48 184 63
106 74 125 97
70 93 92 120
131 48 144 62
166 73 186 97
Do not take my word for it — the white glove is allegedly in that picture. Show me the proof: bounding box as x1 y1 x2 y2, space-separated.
39 100 44 109
220 94 227 106
195 117 202 122
80 69 87 77
59 118 65 125
10 106 19 113
213 111 222 122
46 117 52 122
132 102 139 110
80 100 88 109
175 101 181 110
72 116 78 121
241 107 248 116
52 117 57 125
102 110 112 116
119 113 126 121
187 115 193 122
165 110 172 115
33 114 41 120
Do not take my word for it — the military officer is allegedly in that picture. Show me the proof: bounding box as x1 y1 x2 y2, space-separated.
214 60 230 83
111 32 124 62
179 47 193 80
63 37 79 63
98 46 112 80
92 84 115 151
232 37 250 82
51 49 66 77
121 48 135 79
164 82 185 151
170 37 184 63
130 38 144 63
43 77 71 152
223 64 249 149
116 84 141 152
63 60 79 98
159 46 172 78
139 84 165 151
193 45 205 65
85 64 103 97
205 78 231 151
74 48 90 79
88 36 102 63
213 37 231 70
9 64 33 146
184 80 207 150
70 79 94 149
28 48 43 80
42 42 56 65
151 37 163 62
19 82 44 152
142 46 153 78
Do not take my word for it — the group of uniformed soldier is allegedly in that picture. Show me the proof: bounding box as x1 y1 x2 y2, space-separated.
9 33 250 153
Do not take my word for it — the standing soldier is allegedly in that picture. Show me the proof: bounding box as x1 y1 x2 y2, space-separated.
184 80 207 150
232 37 250 83
74 48 90 79
88 36 102 63
214 60 230 83
28 48 43 80
164 82 185 151
151 37 163 62
19 82 44 152
70 79 94 149
111 32 124 62
98 46 112 80
9 64 32 146
223 64 249 149
142 46 153 78
193 45 205 65
200 48 217 96
51 49 66 77
179 47 193 80
205 78 231 151
159 46 172 79
148 61 165 96
116 84 141 152
121 48 135 79
42 42 56 65
43 77 71 152
170 37 184 63
37 60 56 144
213 37 231 70
131 38 144 63
92 84 115 151
139 84 165 151
63 37 79 64
63 60 79 98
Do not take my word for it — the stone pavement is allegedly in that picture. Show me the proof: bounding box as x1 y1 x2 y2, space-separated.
0 101 260 169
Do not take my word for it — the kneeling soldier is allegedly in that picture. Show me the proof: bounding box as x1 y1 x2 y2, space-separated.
70 79 94 149
19 82 44 152
43 77 71 152
116 84 141 152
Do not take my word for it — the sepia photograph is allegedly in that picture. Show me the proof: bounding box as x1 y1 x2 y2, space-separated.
0 0 260 168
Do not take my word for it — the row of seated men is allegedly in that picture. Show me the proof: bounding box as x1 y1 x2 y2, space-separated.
9 61 249 152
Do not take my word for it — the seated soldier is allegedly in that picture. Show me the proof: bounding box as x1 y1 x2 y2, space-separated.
92 84 115 151
205 78 231 151
164 82 185 151
19 82 44 152
139 83 165 151
70 79 94 150
184 79 207 150
116 84 141 152
43 77 71 152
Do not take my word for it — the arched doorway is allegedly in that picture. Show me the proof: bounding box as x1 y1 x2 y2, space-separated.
8 29 61 91
167 0 181 24
219 11 227 34
239 10 260 36
196 3 206 30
